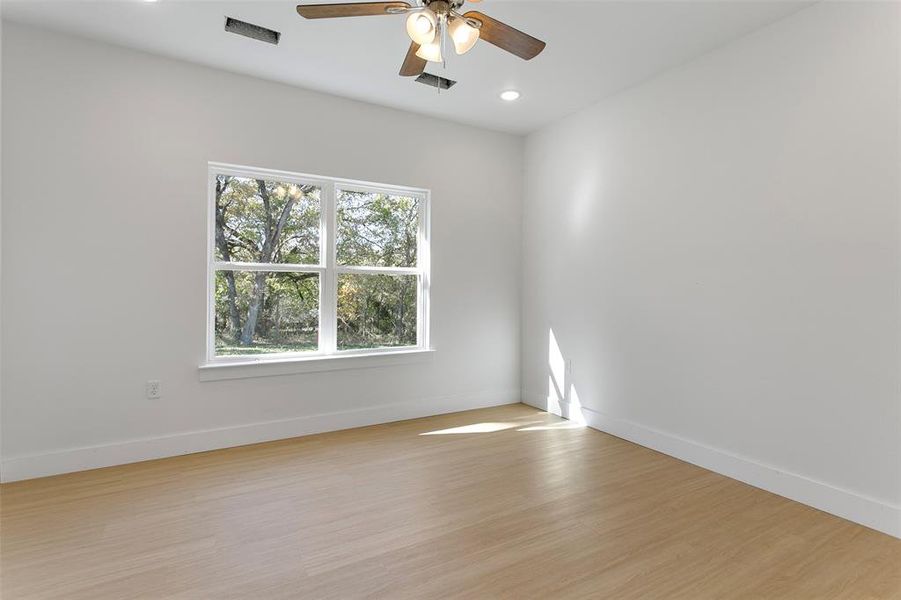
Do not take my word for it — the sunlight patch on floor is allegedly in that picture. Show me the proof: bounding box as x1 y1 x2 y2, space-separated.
419 422 521 435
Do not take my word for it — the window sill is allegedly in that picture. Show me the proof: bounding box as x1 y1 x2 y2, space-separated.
198 348 435 382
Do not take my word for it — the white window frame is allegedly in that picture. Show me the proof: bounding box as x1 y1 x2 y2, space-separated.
202 162 431 375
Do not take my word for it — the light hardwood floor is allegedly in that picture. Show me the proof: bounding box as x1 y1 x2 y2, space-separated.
1 404 899 599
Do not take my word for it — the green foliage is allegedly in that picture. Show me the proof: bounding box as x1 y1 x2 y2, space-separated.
216 176 320 265
337 274 417 350
214 271 319 355
337 190 419 267
213 176 420 356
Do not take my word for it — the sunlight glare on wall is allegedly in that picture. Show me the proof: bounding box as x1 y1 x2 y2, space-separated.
547 375 563 416
547 329 566 416
549 329 565 391
566 384 586 426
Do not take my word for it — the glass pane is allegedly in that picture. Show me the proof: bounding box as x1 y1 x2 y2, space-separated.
337 189 419 267
215 271 319 356
214 174 321 265
337 274 417 350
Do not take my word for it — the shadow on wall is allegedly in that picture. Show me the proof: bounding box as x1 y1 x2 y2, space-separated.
547 328 586 425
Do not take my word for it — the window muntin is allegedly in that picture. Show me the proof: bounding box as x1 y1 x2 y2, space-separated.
208 164 429 363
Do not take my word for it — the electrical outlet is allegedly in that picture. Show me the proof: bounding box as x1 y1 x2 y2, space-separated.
146 380 161 399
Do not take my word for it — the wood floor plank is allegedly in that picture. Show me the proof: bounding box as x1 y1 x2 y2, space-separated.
1 404 898 599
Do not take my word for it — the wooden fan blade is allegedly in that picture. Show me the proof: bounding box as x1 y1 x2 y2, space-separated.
464 11 546 60
297 2 410 19
399 42 427 77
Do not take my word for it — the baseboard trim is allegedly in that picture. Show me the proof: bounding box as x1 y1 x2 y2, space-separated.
523 394 900 539
1 390 520 483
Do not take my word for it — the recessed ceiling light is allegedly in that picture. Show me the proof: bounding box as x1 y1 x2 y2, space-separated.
500 90 521 102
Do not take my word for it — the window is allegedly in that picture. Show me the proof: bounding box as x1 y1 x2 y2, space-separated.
207 163 430 364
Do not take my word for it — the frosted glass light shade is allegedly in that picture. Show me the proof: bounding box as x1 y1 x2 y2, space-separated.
448 17 479 55
415 39 443 63
406 11 436 46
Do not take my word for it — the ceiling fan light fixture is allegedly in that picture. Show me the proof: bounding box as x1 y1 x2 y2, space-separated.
415 16 443 63
406 10 436 46
415 38 443 63
448 16 479 55
295 1 547 78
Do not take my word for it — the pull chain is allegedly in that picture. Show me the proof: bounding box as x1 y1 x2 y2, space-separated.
441 17 447 95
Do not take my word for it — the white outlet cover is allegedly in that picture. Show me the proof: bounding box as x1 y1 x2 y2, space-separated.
146 380 161 399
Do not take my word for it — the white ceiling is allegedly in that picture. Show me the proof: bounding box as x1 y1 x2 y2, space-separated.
2 0 812 133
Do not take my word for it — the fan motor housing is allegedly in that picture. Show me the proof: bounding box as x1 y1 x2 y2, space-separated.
422 0 454 15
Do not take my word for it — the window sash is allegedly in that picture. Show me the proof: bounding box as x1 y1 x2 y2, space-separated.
212 263 421 276
207 163 430 363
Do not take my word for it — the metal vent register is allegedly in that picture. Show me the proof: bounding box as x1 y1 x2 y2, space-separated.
415 72 457 90
224 17 281 45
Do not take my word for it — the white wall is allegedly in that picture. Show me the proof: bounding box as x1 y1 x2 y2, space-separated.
522 1 900 536
0 19 4 469
0 22 523 479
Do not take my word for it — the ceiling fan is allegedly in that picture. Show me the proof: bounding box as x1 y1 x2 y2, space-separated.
296 1 546 78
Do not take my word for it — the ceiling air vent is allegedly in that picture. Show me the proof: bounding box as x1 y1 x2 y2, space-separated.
224 17 281 45
415 72 457 90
